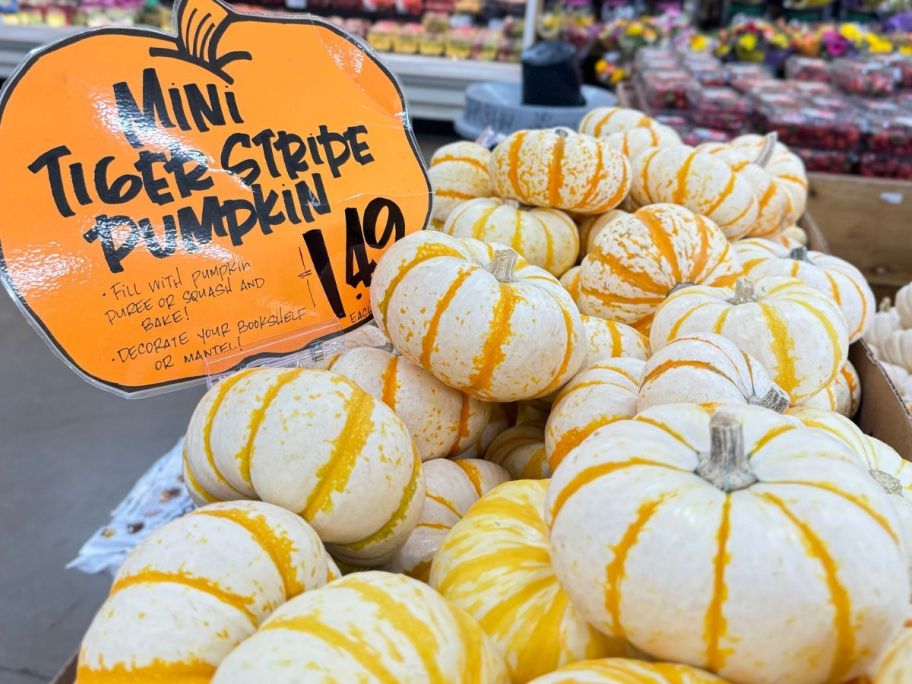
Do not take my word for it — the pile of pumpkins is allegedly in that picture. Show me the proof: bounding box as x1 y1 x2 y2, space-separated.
866 284 912 411
76 107 912 684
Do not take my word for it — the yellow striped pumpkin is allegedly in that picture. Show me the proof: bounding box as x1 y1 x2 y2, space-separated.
454 402 513 459
729 134 808 224
605 123 682 162
430 480 628 682
794 360 861 417
698 140 792 239
734 238 875 343
326 345 490 461
578 204 742 331
544 357 643 472
579 106 661 138
560 265 581 303
631 145 758 240
528 658 728 683
370 231 586 402
578 209 630 257
212 571 509 683
78 501 336 683
582 315 650 366
183 368 424 566
638 332 788 413
429 141 493 229
546 403 909 684
485 422 550 479
649 277 849 402
387 458 510 581
443 197 579 276
490 128 631 215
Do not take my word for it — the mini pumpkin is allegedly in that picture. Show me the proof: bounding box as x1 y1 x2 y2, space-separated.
578 209 629 258
864 304 901 351
734 238 874 342
650 277 849 401
578 106 660 138
604 124 682 162
528 658 728 684
582 314 650 366
896 282 912 329
429 141 493 229
485 422 549 479
387 458 510 581
728 134 808 224
578 203 742 330
443 197 579 276
454 402 513 459
631 145 758 240
545 358 644 472
560 265 581 303
546 404 909 684
490 128 631 215
371 232 586 402
183 368 424 565
78 501 337 682
865 624 912 683
638 332 789 413
212 571 509 683
327 345 490 461
794 360 861 418
880 330 912 371
430 480 628 682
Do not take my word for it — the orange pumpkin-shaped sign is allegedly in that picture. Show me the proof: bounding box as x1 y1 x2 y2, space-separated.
0 0 430 395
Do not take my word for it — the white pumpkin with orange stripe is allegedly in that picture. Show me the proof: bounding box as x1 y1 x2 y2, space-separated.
864 624 912 683
454 402 513 459
578 209 629 258
545 357 643 472
485 422 550 479
78 501 337 682
528 658 728 684
794 360 861 418
729 134 808 224
638 333 789 413
213 571 509 683
604 124 682 162
429 141 493 229
630 145 759 240
698 138 793 239
578 203 742 331
387 458 510 581
581 315 650 366
734 238 874 342
370 231 586 402
327 345 490 461
183 368 424 565
430 480 628 682
579 106 661 138
443 198 579 276
490 128 631 215
546 403 909 684
650 277 849 402
560 265 581 303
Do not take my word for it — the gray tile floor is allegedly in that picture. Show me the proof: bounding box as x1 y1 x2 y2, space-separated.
0 131 456 681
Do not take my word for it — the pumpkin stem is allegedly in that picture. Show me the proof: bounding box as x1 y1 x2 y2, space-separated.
870 469 904 497
668 281 695 296
488 249 519 283
880 297 893 312
696 410 758 492
756 384 790 413
755 132 778 168
788 246 809 261
730 278 756 305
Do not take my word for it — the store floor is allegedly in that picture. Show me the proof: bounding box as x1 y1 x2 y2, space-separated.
0 127 458 681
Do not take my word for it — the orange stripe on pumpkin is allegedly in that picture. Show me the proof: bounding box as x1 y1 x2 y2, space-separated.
704 496 733 672
420 268 475 368
430 154 489 173
468 285 520 392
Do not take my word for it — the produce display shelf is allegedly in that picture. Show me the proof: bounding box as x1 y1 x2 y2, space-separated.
0 25 520 121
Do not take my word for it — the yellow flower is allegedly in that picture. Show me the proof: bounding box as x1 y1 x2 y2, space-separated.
901 44 912 55
611 67 627 84
867 35 892 53
738 33 758 51
771 33 789 49
692 34 708 51
628 23 643 36
839 23 862 43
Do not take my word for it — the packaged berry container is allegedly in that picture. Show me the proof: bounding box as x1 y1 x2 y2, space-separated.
393 23 422 54
859 152 912 179
804 94 857 116
654 113 690 132
688 86 751 132
635 47 679 71
785 56 831 82
445 26 475 59
638 70 693 111
687 64 728 87
864 111 912 156
680 126 730 146
831 59 897 97
750 91 803 111
791 146 855 174
870 54 912 90
367 21 397 52
783 79 833 98
757 104 862 151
